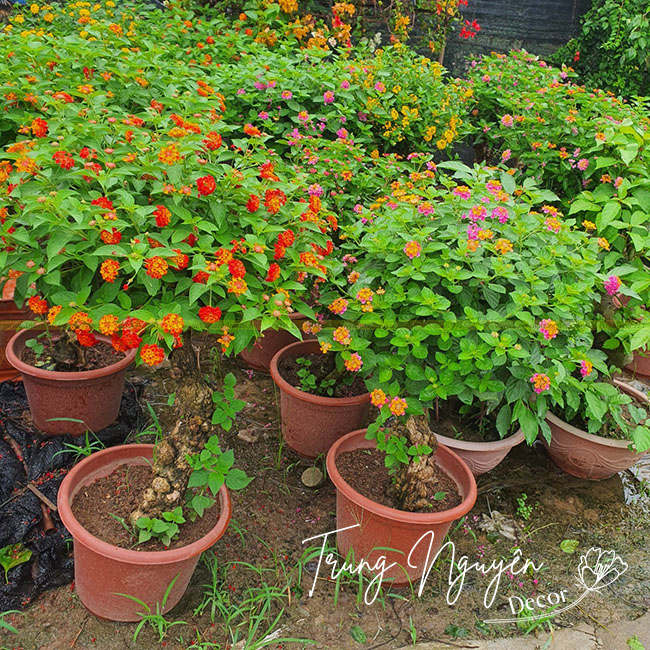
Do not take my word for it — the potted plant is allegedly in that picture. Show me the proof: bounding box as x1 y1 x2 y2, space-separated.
270 338 371 458
314 162 606 582
5 323 137 436
57 410 249 621
316 162 603 475
327 418 477 585
0 21 341 613
543 376 650 480
427 398 525 477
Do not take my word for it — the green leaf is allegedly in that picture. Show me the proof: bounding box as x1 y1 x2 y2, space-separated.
350 625 367 643
559 539 579 554
627 634 646 650
0 544 32 583
225 468 253 490
585 391 608 422
631 426 650 452
208 473 224 495
597 201 621 230
190 494 214 518
187 469 208 489
500 171 516 195
495 405 512 437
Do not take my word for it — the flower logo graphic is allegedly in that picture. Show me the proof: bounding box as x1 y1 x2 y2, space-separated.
484 546 628 625
576 548 628 592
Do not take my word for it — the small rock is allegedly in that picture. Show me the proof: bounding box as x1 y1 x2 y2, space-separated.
301 467 324 488
237 428 259 443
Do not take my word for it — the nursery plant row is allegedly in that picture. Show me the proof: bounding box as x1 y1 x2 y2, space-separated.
0 0 649 624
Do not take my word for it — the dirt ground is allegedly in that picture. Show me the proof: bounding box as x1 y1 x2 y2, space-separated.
1 353 649 650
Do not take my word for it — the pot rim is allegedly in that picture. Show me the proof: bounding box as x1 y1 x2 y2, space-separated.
545 378 647 450
326 429 477 524
433 427 525 452
57 444 232 565
270 339 371 406
6 328 136 382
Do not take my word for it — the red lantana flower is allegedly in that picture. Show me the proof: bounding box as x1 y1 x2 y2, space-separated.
199 305 222 323
145 256 169 279
76 330 97 347
100 228 122 244
153 205 171 227
265 263 281 282
264 189 287 214
28 295 48 315
202 131 222 150
31 118 48 138
228 259 246 278
52 150 74 169
196 174 216 196
277 229 295 247
140 343 165 366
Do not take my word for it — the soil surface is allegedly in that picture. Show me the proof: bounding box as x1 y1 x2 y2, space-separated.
336 448 462 512
22 338 125 372
278 351 367 398
2 353 650 650
71 464 220 551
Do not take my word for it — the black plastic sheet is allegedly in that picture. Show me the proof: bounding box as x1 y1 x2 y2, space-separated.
0 379 144 610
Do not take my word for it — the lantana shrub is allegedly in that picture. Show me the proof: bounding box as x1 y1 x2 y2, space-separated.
0 4 341 364
312 161 650 462
467 51 650 363
467 50 647 197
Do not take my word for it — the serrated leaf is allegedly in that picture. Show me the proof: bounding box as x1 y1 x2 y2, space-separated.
225 468 253 490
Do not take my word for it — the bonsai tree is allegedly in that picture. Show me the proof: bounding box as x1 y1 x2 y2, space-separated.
0 29 336 527
314 161 609 509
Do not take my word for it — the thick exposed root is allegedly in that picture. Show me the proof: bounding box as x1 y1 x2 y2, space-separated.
386 415 441 512
129 336 216 525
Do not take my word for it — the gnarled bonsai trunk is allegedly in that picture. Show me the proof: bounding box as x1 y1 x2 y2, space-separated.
129 333 215 525
386 415 441 512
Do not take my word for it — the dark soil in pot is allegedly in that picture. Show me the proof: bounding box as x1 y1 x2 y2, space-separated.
277 352 366 398
336 447 462 512
430 399 507 443
71 463 220 552
22 338 124 372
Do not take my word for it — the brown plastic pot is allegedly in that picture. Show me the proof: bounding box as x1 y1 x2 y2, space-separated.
0 279 30 381
5 329 136 436
543 379 647 480
270 339 371 458
58 444 232 622
624 349 650 379
239 313 309 372
326 429 477 586
432 428 525 477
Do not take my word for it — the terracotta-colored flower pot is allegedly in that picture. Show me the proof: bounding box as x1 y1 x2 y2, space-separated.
58 444 232 622
0 279 30 381
624 349 650 379
239 313 308 372
270 339 371 458
5 329 136 436
326 429 477 586
432 428 525 477
543 380 648 480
